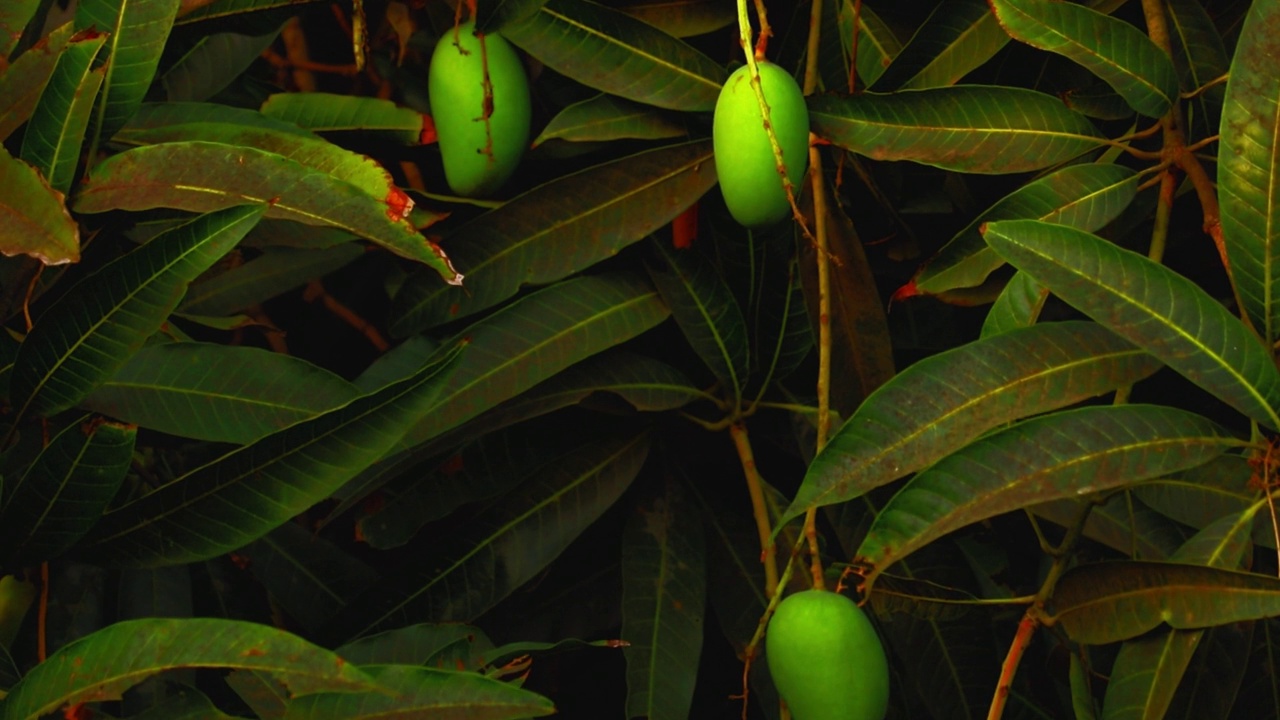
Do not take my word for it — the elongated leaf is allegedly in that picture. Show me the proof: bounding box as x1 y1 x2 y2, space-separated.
622 479 705 720
984 219 1280 429
75 0 179 142
0 145 78 265
1031 493 1188 561
646 238 748 401
0 618 378 720
175 0 322 23
260 92 429 145
981 271 1047 337
533 94 686 146
178 243 363 316
0 23 74 141
0 418 135 566
618 0 732 37
503 0 725 112
124 685 242 720
0 0 39 56
332 431 649 640
810 86 1104 174
1219 1 1280 345
1049 561 1280 645
9 204 266 420
1100 511 1254 720
837 1 900 89
477 0 547 33
855 405 1241 589
990 0 1178 118
18 29 105 194
336 624 490 667
72 142 460 284
284 664 555 720
1166 0 1228 142
78 340 465 566
1135 456 1274 548
870 0 1008 91
390 140 712 335
225 671 288 720
162 27 282 102
783 321 1161 522
242 523 378 633
913 164 1137 295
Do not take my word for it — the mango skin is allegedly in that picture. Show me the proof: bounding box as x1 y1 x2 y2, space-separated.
713 61 809 228
429 22 531 197
766 589 890 720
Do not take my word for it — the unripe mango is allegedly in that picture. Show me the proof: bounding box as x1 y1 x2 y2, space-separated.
429 22 531 197
766 589 890 720
713 61 809 228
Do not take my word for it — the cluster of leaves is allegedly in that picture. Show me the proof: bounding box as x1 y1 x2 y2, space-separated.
1 0 1279 718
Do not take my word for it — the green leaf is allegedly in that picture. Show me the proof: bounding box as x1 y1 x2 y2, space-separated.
503 0 726 112
1100 510 1256 719
0 144 79 265
260 92 429 145
617 0 732 38
783 321 1162 522
84 342 360 444
9 204 266 420
809 86 1104 174
645 238 748 403
913 163 1137 295
121 684 243 720
75 0 180 143
72 141 461 284
981 271 1047 337
397 273 671 450
0 0 40 56
336 623 490 666
241 523 379 634
1218 0 1280 345
869 0 1009 91
0 23 74 141
162 26 282 102
855 405 1242 589
332 430 649 640
983 219 1280 429
0 417 136 566
178 243 363 316
0 618 379 720
1048 561 1280 645
839 1 901 89
476 0 547 33
533 94 686 147
224 671 288 720
1166 0 1229 142
283 664 556 720
622 479 705 720
389 140 712 335
990 0 1179 118
1134 456 1275 549
17 29 105 195
77 339 465 566
175 0 323 24
1031 493 1188 561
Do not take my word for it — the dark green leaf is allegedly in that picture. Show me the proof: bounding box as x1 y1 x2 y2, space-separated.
18 29 105 195
1049 561 1280 645
0 0 40 56
0 618 379 720
175 0 323 24
77 339 464 566
0 417 135 566
75 0 180 142
259 92 428 145
1167 0 1229 142
857 405 1242 590
1218 0 1280 345
9 204 266 420
913 163 1137 295
0 23 73 141
503 0 726 112
984 219 1280 429
0 144 79 265
622 479 705 720
390 140 711 335
646 237 748 402
282 664 556 720
333 431 649 640
178 243 363 316
477 0 547 33
336 624 490 667
839 1 900 89
617 0 732 37
981 271 1047 337
161 27 282 103
533 94 686 146
990 0 1179 118
809 86 1104 174
784 321 1161 522
870 0 1009 91
121 684 243 720
72 142 461 284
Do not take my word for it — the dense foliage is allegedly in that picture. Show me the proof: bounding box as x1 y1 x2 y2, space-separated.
0 0 1277 718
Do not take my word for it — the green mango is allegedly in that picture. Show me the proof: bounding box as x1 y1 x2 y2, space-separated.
766 589 890 720
712 61 810 228
429 22 531 197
